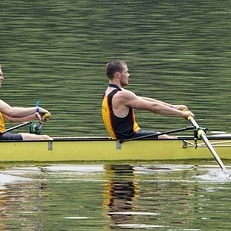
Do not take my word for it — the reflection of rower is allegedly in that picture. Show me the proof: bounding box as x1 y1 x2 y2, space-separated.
103 165 139 226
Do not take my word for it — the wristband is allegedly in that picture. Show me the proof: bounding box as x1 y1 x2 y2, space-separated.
36 106 39 113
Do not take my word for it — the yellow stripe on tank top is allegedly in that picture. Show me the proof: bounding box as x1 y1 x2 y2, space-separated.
102 96 116 139
0 113 6 133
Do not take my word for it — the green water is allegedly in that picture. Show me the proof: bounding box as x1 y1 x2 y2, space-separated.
0 163 231 230
0 1 231 230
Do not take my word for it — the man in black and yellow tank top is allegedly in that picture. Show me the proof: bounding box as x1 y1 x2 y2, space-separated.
102 60 194 140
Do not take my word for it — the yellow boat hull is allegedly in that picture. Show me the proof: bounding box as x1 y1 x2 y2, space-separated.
1 136 231 162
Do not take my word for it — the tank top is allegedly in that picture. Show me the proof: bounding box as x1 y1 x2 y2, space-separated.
102 84 140 139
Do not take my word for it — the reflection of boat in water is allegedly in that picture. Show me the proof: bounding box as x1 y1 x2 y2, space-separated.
103 165 139 226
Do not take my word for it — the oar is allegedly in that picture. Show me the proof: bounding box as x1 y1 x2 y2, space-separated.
120 126 194 143
29 101 50 134
2 121 32 134
30 113 50 134
188 116 227 172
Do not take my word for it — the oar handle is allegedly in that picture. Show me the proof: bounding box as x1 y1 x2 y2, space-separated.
30 113 51 135
42 113 50 122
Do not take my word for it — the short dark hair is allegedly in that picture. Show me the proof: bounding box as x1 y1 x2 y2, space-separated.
105 60 126 79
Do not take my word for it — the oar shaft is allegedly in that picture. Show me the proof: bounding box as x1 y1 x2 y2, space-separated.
188 116 227 171
2 121 31 134
200 133 227 171
120 126 194 143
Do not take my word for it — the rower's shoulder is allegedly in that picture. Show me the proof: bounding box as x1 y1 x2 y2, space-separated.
116 89 138 102
123 88 138 96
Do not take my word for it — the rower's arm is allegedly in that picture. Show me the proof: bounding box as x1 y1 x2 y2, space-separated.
3 113 37 123
121 91 193 119
140 96 170 106
140 97 188 111
0 99 51 118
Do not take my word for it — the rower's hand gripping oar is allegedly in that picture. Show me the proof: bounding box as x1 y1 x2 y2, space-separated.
187 115 227 172
30 113 50 135
30 101 51 135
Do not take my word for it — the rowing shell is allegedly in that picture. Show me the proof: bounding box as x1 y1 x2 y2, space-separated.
0 134 231 162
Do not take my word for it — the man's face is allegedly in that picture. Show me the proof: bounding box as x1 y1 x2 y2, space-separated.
119 64 130 87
